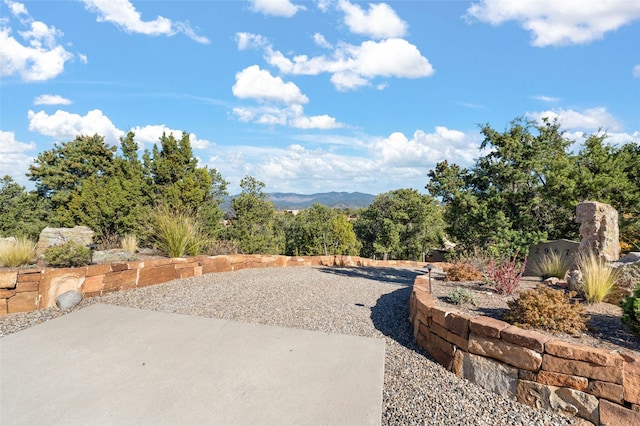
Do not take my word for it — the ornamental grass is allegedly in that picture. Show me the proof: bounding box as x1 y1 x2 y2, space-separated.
0 237 37 267
532 251 571 279
575 250 619 303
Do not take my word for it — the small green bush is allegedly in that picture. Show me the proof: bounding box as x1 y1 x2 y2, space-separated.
44 241 91 267
532 251 571 279
621 282 640 336
444 263 482 282
575 250 619 303
0 237 37 267
503 285 587 334
448 287 477 306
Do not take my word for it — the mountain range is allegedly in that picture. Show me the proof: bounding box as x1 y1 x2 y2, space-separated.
222 192 375 212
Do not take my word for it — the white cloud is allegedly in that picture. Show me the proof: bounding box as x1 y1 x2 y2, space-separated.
0 129 36 185
526 107 622 132
236 32 269 50
0 2 74 81
373 126 480 167
248 0 304 17
466 0 640 47
266 38 434 91
337 0 407 39
232 65 309 104
633 64 640 78
27 109 125 145
313 33 332 49
80 0 209 43
33 94 72 105
232 104 343 129
129 125 212 149
78 53 88 64
532 95 560 102
207 126 481 194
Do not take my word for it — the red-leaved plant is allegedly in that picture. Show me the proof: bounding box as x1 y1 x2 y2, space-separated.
487 255 527 295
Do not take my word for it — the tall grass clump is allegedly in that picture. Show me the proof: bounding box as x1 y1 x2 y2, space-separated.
0 237 37 267
121 234 138 253
575 250 619 303
152 206 208 258
532 251 571 279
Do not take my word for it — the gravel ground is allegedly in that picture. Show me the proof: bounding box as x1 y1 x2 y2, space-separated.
0 266 574 425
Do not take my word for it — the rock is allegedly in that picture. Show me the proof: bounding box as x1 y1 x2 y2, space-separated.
461 352 518 398
576 201 620 262
544 277 560 285
517 380 599 424
600 399 640 425
468 334 543 371
567 269 583 292
36 226 94 256
0 236 17 245
91 249 136 264
55 290 83 310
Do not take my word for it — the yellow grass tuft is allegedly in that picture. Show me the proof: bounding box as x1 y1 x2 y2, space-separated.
575 250 619 303
121 234 138 253
0 237 37 267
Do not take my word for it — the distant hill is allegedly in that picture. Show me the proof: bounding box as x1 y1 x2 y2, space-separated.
222 191 375 212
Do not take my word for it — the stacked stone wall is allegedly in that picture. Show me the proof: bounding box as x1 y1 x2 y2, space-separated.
410 276 640 425
0 255 427 315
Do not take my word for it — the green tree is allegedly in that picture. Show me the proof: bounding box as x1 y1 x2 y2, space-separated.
27 134 117 222
143 132 212 211
355 189 444 261
226 176 283 254
0 176 49 239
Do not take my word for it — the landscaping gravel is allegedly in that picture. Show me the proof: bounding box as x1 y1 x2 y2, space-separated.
0 266 574 425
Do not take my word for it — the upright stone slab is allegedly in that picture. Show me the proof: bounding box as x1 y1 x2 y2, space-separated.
37 226 94 256
576 201 620 262
524 239 579 276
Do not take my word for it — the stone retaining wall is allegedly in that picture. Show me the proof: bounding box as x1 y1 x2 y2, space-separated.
409 275 640 425
0 254 427 315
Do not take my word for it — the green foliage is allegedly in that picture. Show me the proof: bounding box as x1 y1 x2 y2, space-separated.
504 285 587 334
444 263 482 281
28 134 117 217
532 251 571 279
427 118 640 257
575 251 619 303
44 241 91 267
151 205 208 258
226 176 283 254
620 282 640 336
0 176 50 240
0 237 37 267
354 189 444 261
448 287 477 306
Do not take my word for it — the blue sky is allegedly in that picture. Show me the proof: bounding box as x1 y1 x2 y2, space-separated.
1 0 639 194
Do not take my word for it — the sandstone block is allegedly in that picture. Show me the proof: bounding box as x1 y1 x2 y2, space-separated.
517 380 599 423
469 316 509 338
0 298 7 315
201 256 232 274
445 330 469 351
85 264 112 277
7 291 38 313
501 326 549 353
622 352 640 404
430 321 448 340
576 201 620 262
0 289 16 299
15 281 39 293
542 354 623 384
38 268 85 308
110 263 129 272
469 334 543 371
142 258 172 268
599 399 640 425
545 340 623 367
446 312 471 338
537 371 588 392
16 270 41 282
36 226 94 255
452 349 465 377
138 264 178 287
102 269 137 292
431 306 453 327
0 271 17 289
462 353 517 398
588 381 623 404
519 370 537 381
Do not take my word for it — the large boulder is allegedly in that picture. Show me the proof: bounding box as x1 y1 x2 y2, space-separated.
37 226 94 256
576 201 620 262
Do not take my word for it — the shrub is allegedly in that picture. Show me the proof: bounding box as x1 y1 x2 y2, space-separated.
44 241 91 267
487 255 526 295
0 237 37 267
532 251 571 279
575 250 619 303
152 206 209 258
445 246 491 272
444 263 482 281
504 285 587 334
621 282 640 335
207 239 239 256
121 234 138 253
448 287 477 306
